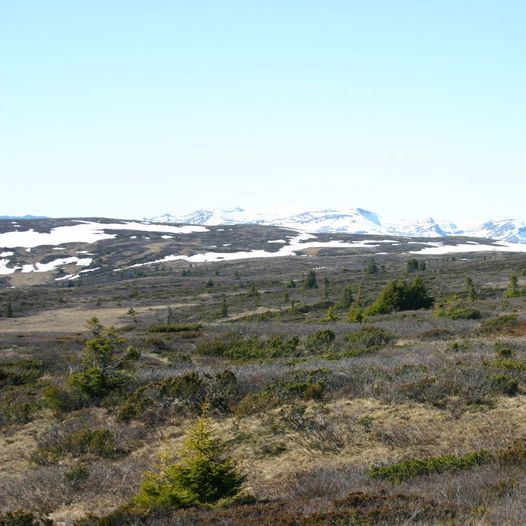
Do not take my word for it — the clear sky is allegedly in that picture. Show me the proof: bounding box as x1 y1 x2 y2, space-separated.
1 1 525 221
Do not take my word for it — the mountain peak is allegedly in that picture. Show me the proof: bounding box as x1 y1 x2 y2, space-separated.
146 208 526 243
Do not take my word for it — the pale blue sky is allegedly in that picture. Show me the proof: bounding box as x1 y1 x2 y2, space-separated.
1 1 525 220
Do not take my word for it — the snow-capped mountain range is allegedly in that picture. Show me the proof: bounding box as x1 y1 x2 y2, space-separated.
147 208 526 244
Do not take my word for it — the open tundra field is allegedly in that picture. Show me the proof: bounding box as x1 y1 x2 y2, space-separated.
2 220 526 525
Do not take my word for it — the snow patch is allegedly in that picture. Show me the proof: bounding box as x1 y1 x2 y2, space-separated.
409 242 526 255
21 257 93 273
0 221 209 249
115 232 382 270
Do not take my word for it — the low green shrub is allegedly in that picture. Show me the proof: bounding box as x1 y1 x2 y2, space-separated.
147 323 202 333
69 367 128 400
196 333 300 360
33 427 120 463
490 374 519 396
0 393 41 425
116 370 240 422
65 462 90 487
433 297 481 320
43 385 81 413
304 330 335 354
0 511 53 526
346 326 395 349
496 439 526 464
235 370 327 415
484 358 526 372
479 315 518 335
0 360 43 388
495 342 514 357
369 450 493 483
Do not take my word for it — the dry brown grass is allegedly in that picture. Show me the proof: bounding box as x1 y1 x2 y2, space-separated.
0 303 195 333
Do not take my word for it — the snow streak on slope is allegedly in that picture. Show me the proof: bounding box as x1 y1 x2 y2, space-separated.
409 241 526 255
0 221 209 249
0 257 93 275
116 232 384 270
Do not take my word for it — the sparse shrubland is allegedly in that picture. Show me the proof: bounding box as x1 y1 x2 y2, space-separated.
2 238 526 524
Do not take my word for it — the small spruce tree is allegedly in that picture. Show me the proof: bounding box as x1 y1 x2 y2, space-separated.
4 302 13 318
135 409 245 510
304 270 318 289
68 318 140 400
406 259 420 273
166 306 176 324
504 274 521 298
246 283 259 298
324 305 338 321
336 285 354 309
465 277 477 301
347 304 364 323
219 295 228 318
366 258 378 275
323 276 330 299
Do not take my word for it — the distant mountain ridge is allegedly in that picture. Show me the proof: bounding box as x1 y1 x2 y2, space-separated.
146 208 526 244
0 215 48 220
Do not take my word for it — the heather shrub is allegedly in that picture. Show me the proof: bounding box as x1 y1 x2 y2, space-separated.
116 370 240 422
346 326 395 349
369 450 492 483
489 374 519 396
33 427 121 463
0 360 43 389
0 511 53 526
479 314 518 335
433 296 481 320
196 333 300 360
304 330 335 354
147 323 202 334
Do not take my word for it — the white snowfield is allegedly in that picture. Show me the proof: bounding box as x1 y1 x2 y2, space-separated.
0 221 209 249
116 232 382 270
115 232 526 271
409 241 526 255
0 257 93 276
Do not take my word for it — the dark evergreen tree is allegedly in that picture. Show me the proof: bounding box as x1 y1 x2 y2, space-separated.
336 285 354 309
364 277 434 316
465 277 477 301
323 276 330 299
504 274 521 298
220 295 228 317
4 302 13 318
406 259 420 272
304 270 318 289
166 307 176 324
366 258 378 275
246 283 259 298
135 410 245 509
